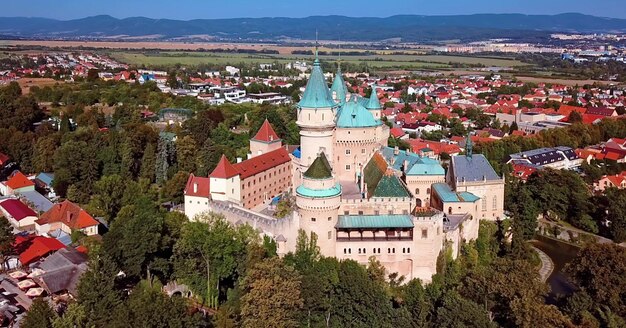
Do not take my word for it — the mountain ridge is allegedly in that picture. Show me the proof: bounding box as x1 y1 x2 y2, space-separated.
0 13 625 42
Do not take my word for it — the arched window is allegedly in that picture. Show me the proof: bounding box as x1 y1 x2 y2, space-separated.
482 198 487 211
415 188 420 195
426 188 431 195
448 207 452 214
493 196 498 210
416 199 422 207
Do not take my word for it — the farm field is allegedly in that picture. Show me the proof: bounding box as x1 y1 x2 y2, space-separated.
16 78 63 94
110 51 527 70
110 51 453 69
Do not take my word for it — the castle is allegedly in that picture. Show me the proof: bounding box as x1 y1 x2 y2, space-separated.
184 53 504 282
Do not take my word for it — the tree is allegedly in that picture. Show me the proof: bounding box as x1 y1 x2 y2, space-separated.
22 298 56 328
77 255 123 327
103 198 165 279
510 121 519 132
139 142 157 182
176 135 198 173
565 243 626 317
112 279 203 328
89 174 126 222
174 212 257 307
568 111 583 123
240 257 303 328
0 217 15 271
52 303 87 328
167 71 178 89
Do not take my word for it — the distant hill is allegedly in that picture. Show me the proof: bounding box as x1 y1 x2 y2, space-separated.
1 13 625 42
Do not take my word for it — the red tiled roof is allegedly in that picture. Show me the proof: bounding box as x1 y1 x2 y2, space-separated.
184 173 210 197
17 236 64 265
0 199 37 221
233 147 291 179
511 164 537 181
209 155 240 179
252 119 280 143
5 171 35 190
390 127 405 138
557 105 587 117
37 200 99 230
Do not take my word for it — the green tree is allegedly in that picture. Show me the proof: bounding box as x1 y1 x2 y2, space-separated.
174 212 257 307
103 197 165 278
22 298 56 328
241 257 303 328
52 303 87 328
0 217 15 271
89 174 126 222
565 243 626 317
77 255 123 327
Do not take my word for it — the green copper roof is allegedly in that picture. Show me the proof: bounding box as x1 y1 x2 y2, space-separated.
336 98 380 128
406 162 446 176
298 58 336 109
304 153 332 179
336 215 414 229
372 174 411 198
330 66 347 103
296 183 341 198
432 183 479 203
365 85 382 110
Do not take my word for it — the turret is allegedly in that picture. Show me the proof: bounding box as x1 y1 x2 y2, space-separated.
209 155 241 204
296 51 338 169
330 65 348 104
365 85 383 119
295 153 341 256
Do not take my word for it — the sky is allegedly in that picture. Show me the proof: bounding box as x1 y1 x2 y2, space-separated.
4 0 626 20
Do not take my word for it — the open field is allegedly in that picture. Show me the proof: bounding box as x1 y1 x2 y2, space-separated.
16 78 63 94
110 51 453 69
514 76 618 86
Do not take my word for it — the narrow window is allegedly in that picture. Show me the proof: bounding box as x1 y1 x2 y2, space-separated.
422 229 428 239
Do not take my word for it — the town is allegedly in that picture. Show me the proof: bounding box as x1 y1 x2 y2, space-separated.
1 7 626 328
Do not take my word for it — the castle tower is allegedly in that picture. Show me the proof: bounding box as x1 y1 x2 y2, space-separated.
365 85 383 119
295 153 341 257
296 52 338 170
330 64 348 104
209 155 241 204
250 119 281 158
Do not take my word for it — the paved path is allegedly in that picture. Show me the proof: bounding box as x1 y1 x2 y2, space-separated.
532 246 554 283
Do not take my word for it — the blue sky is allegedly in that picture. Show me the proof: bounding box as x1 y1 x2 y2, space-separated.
5 0 626 19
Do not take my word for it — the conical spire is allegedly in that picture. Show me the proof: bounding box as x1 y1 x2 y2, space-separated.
330 64 347 103
365 85 382 110
298 42 335 109
304 152 333 179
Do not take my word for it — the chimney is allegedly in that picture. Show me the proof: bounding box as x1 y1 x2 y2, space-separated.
237 157 242 163
193 183 198 193
394 146 399 155
247 152 252 160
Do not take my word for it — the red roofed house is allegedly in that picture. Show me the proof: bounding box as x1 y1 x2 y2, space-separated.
0 171 35 196
594 171 626 192
15 235 65 266
36 200 99 236
511 164 537 182
184 121 292 216
0 199 38 230
390 127 408 139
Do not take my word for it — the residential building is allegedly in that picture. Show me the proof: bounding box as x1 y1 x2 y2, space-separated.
36 200 99 236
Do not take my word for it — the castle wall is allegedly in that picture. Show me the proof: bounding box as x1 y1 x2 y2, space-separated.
334 127 382 181
340 197 413 216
